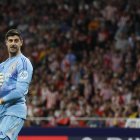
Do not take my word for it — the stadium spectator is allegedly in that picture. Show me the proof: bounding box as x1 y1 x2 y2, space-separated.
1 0 140 128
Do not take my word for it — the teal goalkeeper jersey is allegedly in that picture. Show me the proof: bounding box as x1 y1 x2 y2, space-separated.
0 53 33 119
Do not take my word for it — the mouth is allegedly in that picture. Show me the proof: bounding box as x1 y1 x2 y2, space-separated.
10 45 17 49
10 47 17 50
11 45 17 48
10 46 17 52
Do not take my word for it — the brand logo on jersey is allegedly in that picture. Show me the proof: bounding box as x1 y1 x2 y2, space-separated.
19 70 28 80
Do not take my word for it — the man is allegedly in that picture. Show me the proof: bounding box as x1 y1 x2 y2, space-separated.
0 29 33 140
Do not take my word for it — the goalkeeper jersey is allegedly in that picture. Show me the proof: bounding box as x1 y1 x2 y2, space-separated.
0 53 33 119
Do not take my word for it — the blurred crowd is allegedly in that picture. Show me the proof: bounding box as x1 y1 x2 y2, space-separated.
0 0 140 128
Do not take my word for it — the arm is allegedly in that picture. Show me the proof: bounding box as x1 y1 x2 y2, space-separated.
0 58 33 104
1 81 29 103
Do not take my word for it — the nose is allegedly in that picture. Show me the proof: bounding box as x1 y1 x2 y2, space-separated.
10 41 16 46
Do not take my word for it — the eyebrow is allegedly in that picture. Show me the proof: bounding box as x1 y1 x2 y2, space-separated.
8 38 20 42
8 38 19 40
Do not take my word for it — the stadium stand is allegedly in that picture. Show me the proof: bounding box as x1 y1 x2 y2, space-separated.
1 0 140 128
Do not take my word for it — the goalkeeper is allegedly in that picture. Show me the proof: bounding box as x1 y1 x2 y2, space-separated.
0 29 33 140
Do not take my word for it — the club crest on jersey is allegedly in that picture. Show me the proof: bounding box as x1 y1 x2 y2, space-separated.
8 62 18 74
4 62 18 81
19 70 28 80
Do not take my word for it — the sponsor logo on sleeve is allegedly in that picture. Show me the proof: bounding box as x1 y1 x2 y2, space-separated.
19 70 28 80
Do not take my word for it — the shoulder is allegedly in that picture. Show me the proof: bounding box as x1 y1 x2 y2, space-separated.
0 58 9 68
0 62 5 67
17 54 33 71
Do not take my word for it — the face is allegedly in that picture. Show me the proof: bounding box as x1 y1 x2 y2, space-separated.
6 35 23 56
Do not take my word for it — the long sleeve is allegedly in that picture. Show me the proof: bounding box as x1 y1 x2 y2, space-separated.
2 57 33 103
2 81 29 102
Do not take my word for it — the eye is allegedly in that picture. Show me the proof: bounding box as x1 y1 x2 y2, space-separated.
8 39 13 43
14 39 19 43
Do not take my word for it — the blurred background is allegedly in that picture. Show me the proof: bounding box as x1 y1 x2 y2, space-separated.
0 0 140 129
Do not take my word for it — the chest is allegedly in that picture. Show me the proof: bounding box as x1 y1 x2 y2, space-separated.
1 60 18 81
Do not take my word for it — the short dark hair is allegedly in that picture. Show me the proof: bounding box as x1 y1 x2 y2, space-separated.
5 29 22 40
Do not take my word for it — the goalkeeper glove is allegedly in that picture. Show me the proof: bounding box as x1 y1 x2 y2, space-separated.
0 73 4 86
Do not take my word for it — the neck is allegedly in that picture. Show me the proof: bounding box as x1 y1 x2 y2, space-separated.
9 51 21 58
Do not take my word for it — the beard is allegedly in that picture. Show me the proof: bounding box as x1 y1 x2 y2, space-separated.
9 45 19 56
